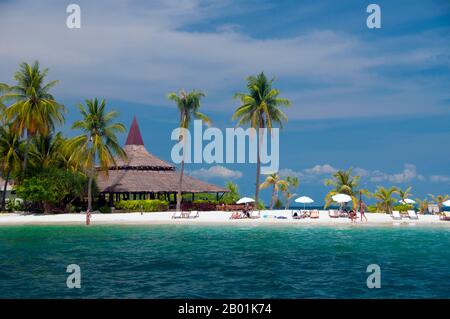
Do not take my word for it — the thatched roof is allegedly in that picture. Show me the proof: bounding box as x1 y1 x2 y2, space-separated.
97 116 227 194
113 117 174 170
97 170 227 193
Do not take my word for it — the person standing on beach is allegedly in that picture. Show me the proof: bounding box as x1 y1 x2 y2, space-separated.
359 196 368 222
86 209 91 225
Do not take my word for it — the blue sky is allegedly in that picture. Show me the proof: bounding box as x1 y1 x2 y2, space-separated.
0 0 449 205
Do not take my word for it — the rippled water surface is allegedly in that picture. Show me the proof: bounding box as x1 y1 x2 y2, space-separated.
0 224 449 298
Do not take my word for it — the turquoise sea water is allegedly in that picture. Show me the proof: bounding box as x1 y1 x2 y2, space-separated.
0 224 449 298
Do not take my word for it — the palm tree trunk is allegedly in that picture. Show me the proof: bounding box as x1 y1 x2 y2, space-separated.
254 120 263 210
176 159 185 211
1 169 10 211
87 170 93 211
270 185 276 210
22 132 31 172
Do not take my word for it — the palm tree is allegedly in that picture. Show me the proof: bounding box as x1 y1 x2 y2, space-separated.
232 72 291 207
0 83 9 120
428 194 450 213
415 198 429 214
398 186 413 204
260 173 288 210
2 61 65 172
372 186 398 213
0 124 23 210
29 132 66 170
281 176 299 210
66 98 127 211
167 90 210 211
324 168 361 209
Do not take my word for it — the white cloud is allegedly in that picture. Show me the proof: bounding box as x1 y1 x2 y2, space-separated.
0 1 448 119
281 163 431 185
189 165 242 180
430 175 450 183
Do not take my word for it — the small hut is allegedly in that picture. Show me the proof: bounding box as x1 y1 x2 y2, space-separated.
96 116 228 207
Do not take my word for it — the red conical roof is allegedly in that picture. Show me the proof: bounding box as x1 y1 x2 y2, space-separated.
125 116 144 146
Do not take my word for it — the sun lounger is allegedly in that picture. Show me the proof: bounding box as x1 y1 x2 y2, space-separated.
310 210 319 219
172 211 183 219
391 211 402 220
407 210 418 220
249 211 260 219
339 210 349 218
230 211 247 219
188 211 199 219
440 212 450 221
329 210 340 218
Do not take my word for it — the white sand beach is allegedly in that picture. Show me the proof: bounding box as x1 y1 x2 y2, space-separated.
0 210 448 226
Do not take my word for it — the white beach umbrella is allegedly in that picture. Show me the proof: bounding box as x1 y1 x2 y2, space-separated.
236 197 255 204
295 196 314 204
443 200 450 207
332 194 352 203
295 196 314 209
399 198 416 204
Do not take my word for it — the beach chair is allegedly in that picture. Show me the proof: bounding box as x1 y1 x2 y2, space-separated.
391 211 402 220
292 210 301 219
188 211 199 219
338 210 349 218
329 210 340 218
310 210 320 219
172 211 182 219
229 211 241 219
300 210 310 218
440 212 450 221
249 211 260 219
407 210 418 220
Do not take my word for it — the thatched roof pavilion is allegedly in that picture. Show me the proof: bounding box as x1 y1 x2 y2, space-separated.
96 116 228 206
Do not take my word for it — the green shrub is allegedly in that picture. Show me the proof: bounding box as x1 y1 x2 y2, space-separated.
98 205 111 214
366 205 378 213
392 204 414 212
257 200 265 210
114 200 168 212
15 168 88 213
221 181 241 204
5 199 24 212
192 199 219 205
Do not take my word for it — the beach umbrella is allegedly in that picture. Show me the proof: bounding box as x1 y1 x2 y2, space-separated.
331 194 352 203
295 196 314 209
443 200 450 207
399 198 416 204
236 197 255 204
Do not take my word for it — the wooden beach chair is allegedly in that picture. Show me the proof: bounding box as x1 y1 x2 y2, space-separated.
249 211 260 219
329 210 340 218
230 211 243 219
172 211 183 219
407 210 419 220
338 210 349 218
391 211 402 220
310 210 320 219
188 211 199 219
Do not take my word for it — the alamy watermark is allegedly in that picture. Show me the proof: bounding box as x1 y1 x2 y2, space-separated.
170 120 279 174
66 264 81 289
66 4 81 29
366 4 381 29
366 264 381 289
